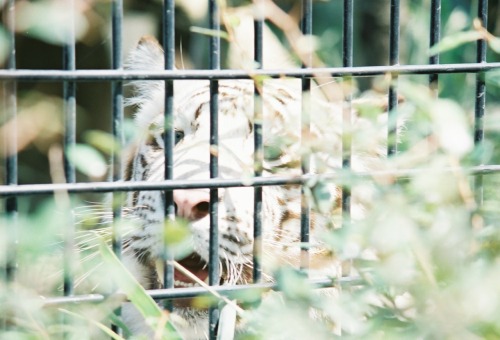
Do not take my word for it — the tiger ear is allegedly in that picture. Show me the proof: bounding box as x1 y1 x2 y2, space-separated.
127 35 164 71
125 36 164 108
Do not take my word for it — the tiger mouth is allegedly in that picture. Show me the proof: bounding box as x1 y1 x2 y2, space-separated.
174 253 210 288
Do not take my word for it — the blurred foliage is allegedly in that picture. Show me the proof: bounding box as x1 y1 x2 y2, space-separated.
15 0 89 45
2 0 500 339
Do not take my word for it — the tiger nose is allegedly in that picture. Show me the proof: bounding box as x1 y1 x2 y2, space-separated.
173 189 211 221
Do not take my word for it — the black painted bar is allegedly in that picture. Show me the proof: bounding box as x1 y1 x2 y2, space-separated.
3 0 18 284
62 0 77 299
110 3 124 260
429 0 441 87
63 5 76 186
162 0 176 311
388 0 400 156
342 0 353 69
474 0 488 206
253 0 264 284
342 0 353 222
110 0 124 334
208 0 220 337
111 0 124 248
300 0 312 272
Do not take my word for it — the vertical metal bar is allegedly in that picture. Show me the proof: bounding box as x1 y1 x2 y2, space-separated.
63 0 76 186
3 0 17 285
253 0 264 284
254 3 263 69
388 0 400 77
62 0 76 299
474 0 488 205
208 0 220 338
301 0 312 39
111 0 124 255
111 0 124 334
342 0 353 221
342 0 353 69
209 81 219 339
388 0 400 156
300 0 312 272
429 0 441 89
163 0 175 311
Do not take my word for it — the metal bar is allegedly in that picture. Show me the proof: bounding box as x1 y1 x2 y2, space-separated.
208 0 220 337
162 0 176 312
3 0 17 284
253 0 264 284
389 0 400 72
2 63 500 80
164 0 176 71
342 0 353 221
63 3 76 185
0 176 309 196
429 0 441 87
62 0 76 300
388 0 400 156
301 0 312 41
342 0 353 69
111 0 124 334
4 164 500 197
300 0 312 271
341 1 354 288
42 277 360 307
0 63 497 80
111 0 124 255
254 2 264 69
474 0 488 206
209 0 221 71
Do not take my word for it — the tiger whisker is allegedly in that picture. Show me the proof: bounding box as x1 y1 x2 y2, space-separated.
73 261 105 289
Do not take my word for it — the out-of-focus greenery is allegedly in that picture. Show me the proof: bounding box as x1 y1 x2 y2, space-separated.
2 0 500 339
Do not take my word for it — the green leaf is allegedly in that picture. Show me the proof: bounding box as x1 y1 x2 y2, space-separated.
164 219 191 245
429 30 483 56
217 301 237 340
107 312 132 338
253 75 272 88
99 242 182 339
0 25 10 66
486 70 500 87
275 267 314 302
15 1 89 45
67 144 107 178
164 219 194 260
190 26 229 41
83 130 120 156
58 308 125 340
488 36 500 54
310 181 333 214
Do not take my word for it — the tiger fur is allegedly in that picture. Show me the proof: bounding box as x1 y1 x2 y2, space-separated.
120 36 388 338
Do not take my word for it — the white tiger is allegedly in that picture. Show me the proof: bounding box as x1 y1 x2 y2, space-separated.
119 36 388 338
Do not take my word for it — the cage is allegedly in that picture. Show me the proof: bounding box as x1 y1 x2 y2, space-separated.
1 0 500 339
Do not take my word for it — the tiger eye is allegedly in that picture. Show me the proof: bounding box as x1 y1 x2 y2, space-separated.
175 130 185 144
159 130 184 145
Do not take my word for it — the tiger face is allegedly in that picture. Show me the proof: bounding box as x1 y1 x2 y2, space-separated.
123 37 312 292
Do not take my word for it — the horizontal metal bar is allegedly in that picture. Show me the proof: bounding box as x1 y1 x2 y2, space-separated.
0 63 499 81
2 165 500 197
0 175 302 196
42 276 360 307
42 294 110 306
